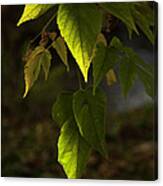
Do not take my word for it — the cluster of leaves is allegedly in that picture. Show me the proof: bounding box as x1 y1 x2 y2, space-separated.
17 2 155 178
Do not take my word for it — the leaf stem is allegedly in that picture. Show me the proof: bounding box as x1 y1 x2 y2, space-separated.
42 11 57 32
46 38 57 50
30 11 57 45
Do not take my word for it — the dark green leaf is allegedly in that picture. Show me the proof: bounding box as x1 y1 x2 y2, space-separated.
126 48 154 97
73 88 106 156
110 37 154 98
93 43 120 94
100 3 138 35
133 3 154 44
57 4 102 82
134 2 154 27
52 92 74 127
119 56 136 97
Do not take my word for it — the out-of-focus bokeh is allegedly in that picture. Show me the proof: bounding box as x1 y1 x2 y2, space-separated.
1 5 157 180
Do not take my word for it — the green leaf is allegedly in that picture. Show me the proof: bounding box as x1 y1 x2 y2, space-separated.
58 118 91 179
41 49 52 80
133 5 154 44
52 93 91 178
110 37 137 96
73 88 106 156
136 64 154 98
52 36 69 71
52 92 74 127
110 37 154 98
125 48 154 97
17 4 54 26
57 4 102 82
93 44 106 94
119 56 136 97
110 36 123 49
134 2 154 27
23 46 51 98
93 43 120 94
100 3 138 35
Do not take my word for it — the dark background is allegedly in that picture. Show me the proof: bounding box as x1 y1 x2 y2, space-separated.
1 4 157 180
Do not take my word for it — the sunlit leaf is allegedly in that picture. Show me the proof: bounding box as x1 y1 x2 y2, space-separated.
17 4 54 26
52 93 91 178
58 118 91 178
57 4 102 82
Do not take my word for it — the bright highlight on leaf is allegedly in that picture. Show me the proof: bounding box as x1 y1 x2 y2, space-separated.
23 46 52 98
17 4 54 26
52 93 91 178
57 4 103 82
58 119 91 178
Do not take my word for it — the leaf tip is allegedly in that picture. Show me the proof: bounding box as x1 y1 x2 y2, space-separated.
23 90 28 98
17 20 22 27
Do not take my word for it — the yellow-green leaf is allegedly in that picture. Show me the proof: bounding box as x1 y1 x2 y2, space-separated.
40 49 52 80
96 33 107 47
58 118 91 179
57 4 102 82
23 46 51 98
17 4 54 26
106 69 117 86
52 93 91 178
52 36 69 71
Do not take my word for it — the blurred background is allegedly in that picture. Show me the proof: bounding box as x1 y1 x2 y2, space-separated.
1 4 157 180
